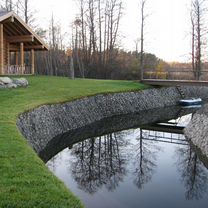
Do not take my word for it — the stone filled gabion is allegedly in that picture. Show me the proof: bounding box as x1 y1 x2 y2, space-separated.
17 86 208 156
184 104 208 158
0 77 29 89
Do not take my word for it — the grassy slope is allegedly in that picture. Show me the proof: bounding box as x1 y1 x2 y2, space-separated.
0 76 148 208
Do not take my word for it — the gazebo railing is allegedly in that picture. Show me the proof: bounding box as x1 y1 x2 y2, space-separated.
4 65 32 75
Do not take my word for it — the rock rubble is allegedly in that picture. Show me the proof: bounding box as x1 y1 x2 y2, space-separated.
0 77 28 89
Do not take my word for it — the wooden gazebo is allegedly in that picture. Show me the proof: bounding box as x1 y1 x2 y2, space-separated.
0 10 48 75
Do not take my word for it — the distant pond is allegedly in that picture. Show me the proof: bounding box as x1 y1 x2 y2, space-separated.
41 107 208 208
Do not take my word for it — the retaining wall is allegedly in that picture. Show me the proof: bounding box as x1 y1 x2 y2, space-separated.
17 86 208 158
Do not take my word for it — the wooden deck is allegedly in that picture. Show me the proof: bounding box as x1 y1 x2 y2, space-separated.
141 79 208 86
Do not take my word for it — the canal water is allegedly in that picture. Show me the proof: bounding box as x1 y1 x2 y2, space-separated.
46 112 208 208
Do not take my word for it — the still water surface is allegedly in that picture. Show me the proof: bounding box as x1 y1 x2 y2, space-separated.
46 113 208 208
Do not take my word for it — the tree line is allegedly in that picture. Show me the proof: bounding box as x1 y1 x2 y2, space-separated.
1 0 207 80
0 0 164 79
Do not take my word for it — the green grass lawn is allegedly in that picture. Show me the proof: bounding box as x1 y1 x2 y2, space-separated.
0 76 148 208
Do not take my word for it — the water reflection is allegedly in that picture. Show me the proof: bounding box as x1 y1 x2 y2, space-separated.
132 130 159 189
176 145 208 200
69 132 129 194
45 106 208 208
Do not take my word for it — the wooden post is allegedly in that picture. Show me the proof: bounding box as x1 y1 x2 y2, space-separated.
0 24 4 75
7 43 10 66
15 51 19 65
31 49 35 74
20 42 24 74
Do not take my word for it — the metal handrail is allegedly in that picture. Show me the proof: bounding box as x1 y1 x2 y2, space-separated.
143 69 208 81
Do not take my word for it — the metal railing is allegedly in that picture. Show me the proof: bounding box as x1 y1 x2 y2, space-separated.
141 129 188 146
143 69 208 81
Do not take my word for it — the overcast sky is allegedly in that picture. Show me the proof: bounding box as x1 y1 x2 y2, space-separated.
31 0 192 62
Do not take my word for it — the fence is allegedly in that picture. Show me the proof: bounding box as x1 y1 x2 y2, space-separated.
4 65 32 75
143 69 208 81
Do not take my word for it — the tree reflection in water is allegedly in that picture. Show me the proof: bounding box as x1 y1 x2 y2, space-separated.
66 128 161 193
132 129 160 189
68 132 129 194
47 153 63 173
176 145 208 200
46 121 208 204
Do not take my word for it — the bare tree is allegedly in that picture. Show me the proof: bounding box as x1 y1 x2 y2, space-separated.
191 10 196 78
0 0 13 11
79 0 87 67
108 0 122 62
139 0 147 80
4 0 13 11
73 0 123 78
190 0 207 80
134 38 140 58
88 0 97 64
98 0 102 67
69 55 75 79
74 18 85 77
36 14 69 76
24 0 28 23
